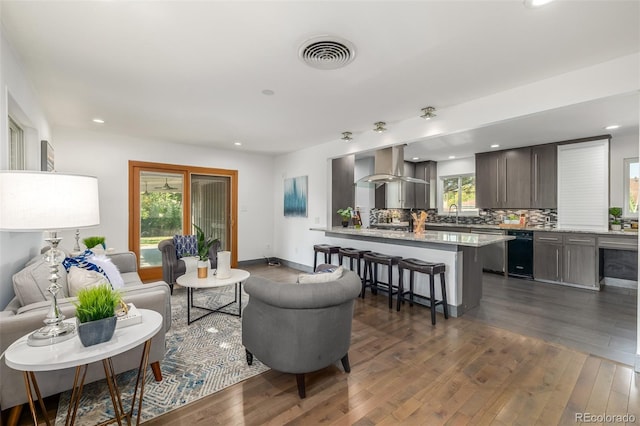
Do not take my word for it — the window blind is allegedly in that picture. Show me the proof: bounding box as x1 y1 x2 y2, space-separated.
557 139 609 231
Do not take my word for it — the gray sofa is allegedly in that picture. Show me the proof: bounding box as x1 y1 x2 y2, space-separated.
0 251 171 420
242 267 361 398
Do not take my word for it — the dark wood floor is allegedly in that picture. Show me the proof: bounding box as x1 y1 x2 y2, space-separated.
465 272 638 366
5 264 638 425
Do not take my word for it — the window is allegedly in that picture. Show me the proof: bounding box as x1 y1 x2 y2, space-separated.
441 174 476 213
9 117 25 170
623 157 639 217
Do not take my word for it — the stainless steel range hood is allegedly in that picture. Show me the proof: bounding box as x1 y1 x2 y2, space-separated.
356 146 429 185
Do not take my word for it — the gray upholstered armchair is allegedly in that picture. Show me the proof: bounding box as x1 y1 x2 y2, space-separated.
242 267 361 398
158 238 220 294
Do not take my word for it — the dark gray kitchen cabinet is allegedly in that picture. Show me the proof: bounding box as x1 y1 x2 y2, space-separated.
414 161 436 209
534 232 562 282
475 147 531 208
563 234 597 288
332 156 354 226
475 152 500 209
534 232 597 288
531 144 557 208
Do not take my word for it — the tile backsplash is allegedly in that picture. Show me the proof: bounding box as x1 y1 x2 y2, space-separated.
370 208 558 227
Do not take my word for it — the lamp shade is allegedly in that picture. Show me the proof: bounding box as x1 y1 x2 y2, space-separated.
0 171 100 231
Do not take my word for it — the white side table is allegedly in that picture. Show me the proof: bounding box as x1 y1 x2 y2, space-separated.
176 269 250 324
4 309 163 426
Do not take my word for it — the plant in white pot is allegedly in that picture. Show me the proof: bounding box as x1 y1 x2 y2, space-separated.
194 224 218 278
74 284 121 347
609 207 623 231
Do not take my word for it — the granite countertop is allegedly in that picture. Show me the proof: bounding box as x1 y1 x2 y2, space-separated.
421 222 638 236
311 227 514 248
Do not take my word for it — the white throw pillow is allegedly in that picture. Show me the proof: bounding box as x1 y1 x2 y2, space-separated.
297 266 344 284
88 254 124 289
68 266 109 296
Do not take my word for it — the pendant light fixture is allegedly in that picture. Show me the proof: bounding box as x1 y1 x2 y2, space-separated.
341 132 353 142
373 122 387 133
420 106 437 120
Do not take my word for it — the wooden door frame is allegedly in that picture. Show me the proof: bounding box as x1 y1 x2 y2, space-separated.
129 161 239 281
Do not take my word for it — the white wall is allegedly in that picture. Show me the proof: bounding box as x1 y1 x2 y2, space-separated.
610 132 639 213
52 127 275 263
0 30 53 308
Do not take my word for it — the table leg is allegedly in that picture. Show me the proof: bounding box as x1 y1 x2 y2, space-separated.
129 339 152 425
66 365 88 426
21 371 52 426
102 359 124 426
106 358 129 424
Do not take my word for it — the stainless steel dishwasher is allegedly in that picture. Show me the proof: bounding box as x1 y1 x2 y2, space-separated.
470 229 506 274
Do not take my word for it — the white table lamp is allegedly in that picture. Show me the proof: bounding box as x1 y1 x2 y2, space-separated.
0 171 100 346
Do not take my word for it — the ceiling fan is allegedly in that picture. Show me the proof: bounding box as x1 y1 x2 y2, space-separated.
155 178 177 191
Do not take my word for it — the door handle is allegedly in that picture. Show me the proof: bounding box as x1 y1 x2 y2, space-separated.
556 248 559 280
534 153 538 202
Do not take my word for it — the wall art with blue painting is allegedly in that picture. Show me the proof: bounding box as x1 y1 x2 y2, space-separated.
284 175 308 217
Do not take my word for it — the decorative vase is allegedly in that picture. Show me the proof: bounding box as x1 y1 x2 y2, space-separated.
77 316 116 347
341 221 349 228
197 260 209 278
217 251 232 279
611 224 621 231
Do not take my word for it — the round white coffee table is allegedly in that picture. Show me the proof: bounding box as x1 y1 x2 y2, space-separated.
176 268 250 324
5 309 162 426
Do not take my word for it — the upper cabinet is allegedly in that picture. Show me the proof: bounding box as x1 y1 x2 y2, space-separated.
531 144 557 208
476 147 531 208
414 161 437 210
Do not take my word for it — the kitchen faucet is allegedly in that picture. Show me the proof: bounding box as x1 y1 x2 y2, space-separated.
448 204 459 225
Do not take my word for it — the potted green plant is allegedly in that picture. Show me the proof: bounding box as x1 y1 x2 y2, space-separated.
336 207 353 227
194 224 219 278
83 236 106 250
74 284 121 347
609 207 623 231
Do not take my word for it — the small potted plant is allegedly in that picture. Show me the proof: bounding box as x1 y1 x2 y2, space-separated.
194 224 218 278
83 236 106 250
609 207 623 231
336 207 353 227
74 284 121 347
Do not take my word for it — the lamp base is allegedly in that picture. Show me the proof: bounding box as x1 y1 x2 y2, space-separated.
27 322 76 347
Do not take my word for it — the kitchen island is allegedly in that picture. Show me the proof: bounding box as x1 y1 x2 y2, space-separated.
311 227 514 316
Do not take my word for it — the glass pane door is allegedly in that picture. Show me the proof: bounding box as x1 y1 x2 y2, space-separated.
191 174 230 250
139 171 184 268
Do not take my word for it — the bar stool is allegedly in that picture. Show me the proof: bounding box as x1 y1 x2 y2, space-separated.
397 258 449 325
313 244 340 270
338 248 370 280
363 252 402 309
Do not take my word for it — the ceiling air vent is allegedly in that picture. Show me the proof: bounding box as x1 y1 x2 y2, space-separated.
298 36 356 70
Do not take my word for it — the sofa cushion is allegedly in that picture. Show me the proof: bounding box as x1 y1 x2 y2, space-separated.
62 250 124 289
13 258 68 306
121 272 143 286
67 266 109 296
173 235 198 258
297 266 343 284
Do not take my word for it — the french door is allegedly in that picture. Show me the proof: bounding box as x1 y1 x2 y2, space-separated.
129 161 238 281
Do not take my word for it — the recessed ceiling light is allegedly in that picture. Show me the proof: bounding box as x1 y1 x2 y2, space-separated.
523 0 554 8
92 118 105 124
448 155 456 159
234 141 242 146
604 124 620 130
373 122 387 133
490 144 500 148
261 89 275 96
412 157 419 161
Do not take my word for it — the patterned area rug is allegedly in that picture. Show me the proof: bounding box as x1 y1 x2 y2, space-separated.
55 285 267 425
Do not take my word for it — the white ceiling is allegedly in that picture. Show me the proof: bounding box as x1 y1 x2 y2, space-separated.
2 1 639 158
